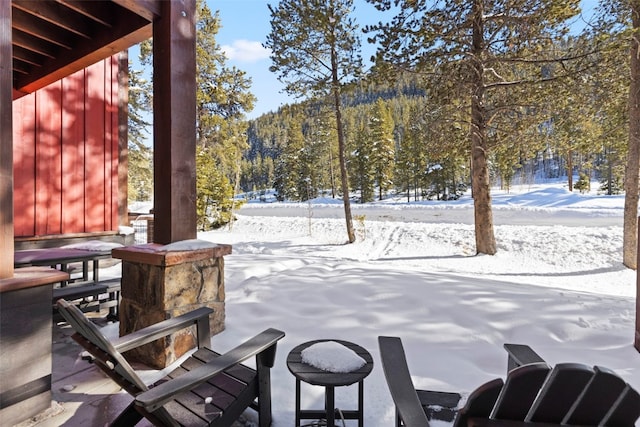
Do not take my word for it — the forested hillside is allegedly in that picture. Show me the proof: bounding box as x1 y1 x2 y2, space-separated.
240 38 627 204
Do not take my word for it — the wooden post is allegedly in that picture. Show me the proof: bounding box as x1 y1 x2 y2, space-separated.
152 0 197 244
0 0 14 279
118 51 129 227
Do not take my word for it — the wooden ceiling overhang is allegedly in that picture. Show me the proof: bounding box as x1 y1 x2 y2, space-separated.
11 0 159 99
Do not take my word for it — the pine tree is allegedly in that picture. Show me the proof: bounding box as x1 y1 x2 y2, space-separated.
196 146 234 230
266 0 363 243
127 67 153 203
351 123 375 203
274 115 306 201
366 0 584 254
395 104 429 201
369 98 395 200
307 109 338 198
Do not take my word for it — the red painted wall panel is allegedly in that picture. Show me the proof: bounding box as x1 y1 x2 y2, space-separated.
61 69 86 233
110 56 119 231
12 58 120 238
111 56 120 230
12 94 36 236
35 83 63 235
105 56 117 231
85 61 107 232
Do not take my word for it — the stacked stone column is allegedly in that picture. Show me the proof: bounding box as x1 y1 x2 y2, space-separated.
113 243 231 369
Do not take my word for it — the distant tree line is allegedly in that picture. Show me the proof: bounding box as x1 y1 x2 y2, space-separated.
241 43 626 203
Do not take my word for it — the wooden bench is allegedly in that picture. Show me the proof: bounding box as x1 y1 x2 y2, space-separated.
52 278 121 321
378 336 640 427
56 299 285 427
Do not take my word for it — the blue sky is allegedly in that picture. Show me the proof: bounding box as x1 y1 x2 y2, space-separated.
213 0 287 118
130 1 600 120
213 0 380 118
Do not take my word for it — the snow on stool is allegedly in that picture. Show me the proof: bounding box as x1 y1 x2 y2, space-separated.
301 340 367 373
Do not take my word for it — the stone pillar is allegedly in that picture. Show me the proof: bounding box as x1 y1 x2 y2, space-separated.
112 242 231 369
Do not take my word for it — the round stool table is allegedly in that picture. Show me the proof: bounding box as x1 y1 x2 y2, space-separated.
286 339 374 427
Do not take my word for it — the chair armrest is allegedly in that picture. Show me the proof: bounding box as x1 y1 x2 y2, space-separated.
135 328 285 412
378 336 430 427
112 307 213 353
503 344 545 372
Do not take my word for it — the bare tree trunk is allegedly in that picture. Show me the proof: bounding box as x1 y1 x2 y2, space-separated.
328 143 337 198
624 1 640 270
470 0 496 255
331 40 355 243
229 144 242 231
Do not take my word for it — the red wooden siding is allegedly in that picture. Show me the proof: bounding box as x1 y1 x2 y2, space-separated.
12 95 36 237
12 58 120 238
61 68 86 233
36 81 63 235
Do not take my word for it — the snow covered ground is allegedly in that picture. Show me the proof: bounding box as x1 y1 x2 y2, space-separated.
115 181 639 426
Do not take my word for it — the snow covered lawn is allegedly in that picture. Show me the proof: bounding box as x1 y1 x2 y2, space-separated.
187 182 639 426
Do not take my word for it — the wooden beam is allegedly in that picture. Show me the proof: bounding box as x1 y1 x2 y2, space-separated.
113 0 161 22
11 30 57 58
55 1 115 27
118 51 129 226
1 0 14 278
12 7 74 49
152 0 197 243
12 45 47 67
13 0 94 39
14 23 151 94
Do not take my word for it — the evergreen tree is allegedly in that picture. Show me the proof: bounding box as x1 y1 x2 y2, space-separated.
308 109 339 198
266 0 363 243
351 123 375 203
369 98 395 200
274 115 310 201
196 147 234 229
127 67 153 203
366 0 584 254
394 124 414 202
394 103 429 201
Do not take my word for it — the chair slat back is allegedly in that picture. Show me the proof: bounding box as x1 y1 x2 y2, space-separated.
491 362 551 420
56 299 148 392
453 378 504 427
525 363 594 424
378 336 431 427
562 365 627 426
601 385 640 427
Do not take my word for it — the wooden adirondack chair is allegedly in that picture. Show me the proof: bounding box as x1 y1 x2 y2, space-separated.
56 298 285 427
378 336 640 427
